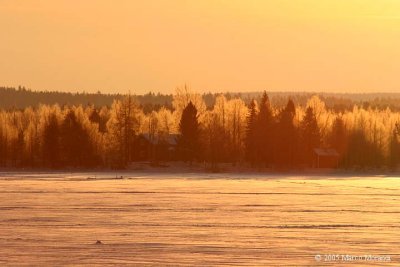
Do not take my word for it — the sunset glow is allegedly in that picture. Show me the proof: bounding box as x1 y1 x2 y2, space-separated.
1 0 400 93
2 2 400 265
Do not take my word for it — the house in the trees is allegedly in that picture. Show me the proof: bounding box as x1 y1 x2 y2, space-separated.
135 133 178 161
313 148 339 168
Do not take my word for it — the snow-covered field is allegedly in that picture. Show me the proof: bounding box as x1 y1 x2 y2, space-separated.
0 172 399 266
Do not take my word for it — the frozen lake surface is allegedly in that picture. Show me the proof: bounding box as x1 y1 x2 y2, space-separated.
0 172 399 266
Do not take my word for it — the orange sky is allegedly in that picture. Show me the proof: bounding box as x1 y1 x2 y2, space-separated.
1 0 400 94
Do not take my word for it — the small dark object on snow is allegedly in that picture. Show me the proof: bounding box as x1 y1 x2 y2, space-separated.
95 240 102 245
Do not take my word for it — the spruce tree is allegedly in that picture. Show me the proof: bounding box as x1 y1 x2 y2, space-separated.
43 114 60 168
276 99 297 168
245 99 258 166
178 101 200 163
61 110 81 166
89 108 107 133
389 123 400 170
329 117 347 155
60 110 93 167
257 91 274 167
300 107 320 167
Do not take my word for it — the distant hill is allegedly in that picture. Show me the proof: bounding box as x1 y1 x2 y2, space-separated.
0 86 173 112
0 86 121 109
2 86 400 112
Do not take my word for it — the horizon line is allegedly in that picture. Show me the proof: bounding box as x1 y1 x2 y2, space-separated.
3 85 400 96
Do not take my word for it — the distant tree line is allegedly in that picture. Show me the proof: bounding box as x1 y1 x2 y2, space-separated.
0 86 173 113
1 86 400 171
3 86 400 112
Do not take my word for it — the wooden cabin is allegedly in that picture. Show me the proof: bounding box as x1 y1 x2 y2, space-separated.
313 148 339 168
135 133 178 161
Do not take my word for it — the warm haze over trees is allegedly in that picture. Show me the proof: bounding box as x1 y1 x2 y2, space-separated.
1 87 400 171
5 86 400 112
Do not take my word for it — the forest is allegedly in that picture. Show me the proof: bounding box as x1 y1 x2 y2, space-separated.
3 86 400 112
1 86 400 171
